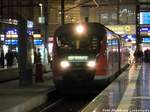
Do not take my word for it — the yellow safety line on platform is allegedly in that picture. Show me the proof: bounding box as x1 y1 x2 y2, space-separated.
117 65 141 111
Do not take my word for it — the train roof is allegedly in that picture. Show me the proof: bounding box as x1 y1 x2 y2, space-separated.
54 22 117 37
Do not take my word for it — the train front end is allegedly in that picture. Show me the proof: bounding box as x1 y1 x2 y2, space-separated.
52 23 107 93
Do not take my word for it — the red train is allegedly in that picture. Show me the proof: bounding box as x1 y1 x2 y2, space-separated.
52 23 129 93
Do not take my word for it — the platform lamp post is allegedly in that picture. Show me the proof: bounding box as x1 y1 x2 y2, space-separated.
39 3 43 19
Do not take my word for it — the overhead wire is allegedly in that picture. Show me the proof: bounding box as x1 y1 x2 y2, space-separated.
92 0 99 7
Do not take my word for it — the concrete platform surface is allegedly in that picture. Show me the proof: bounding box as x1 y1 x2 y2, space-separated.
82 63 150 112
0 72 54 112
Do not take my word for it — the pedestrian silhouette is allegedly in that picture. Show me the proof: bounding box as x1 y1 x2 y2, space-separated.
0 49 5 68
5 50 14 67
134 49 143 63
35 48 43 82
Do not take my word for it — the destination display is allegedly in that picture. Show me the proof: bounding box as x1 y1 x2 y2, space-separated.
140 27 150 36
143 38 150 43
140 12 150 25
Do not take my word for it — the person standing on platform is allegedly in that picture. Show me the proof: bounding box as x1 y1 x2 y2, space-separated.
144 49 150 62
134 49 143 63
34 48 37 64
35 48 43 82
5 49 14 67
0 49 5 68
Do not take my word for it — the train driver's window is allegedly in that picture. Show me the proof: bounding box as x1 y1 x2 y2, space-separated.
57 36 73 49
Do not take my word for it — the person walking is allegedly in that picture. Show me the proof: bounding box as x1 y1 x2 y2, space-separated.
0 49 5 68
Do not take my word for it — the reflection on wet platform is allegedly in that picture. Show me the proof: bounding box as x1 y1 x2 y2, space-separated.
82 63 150 111
130 63 150 110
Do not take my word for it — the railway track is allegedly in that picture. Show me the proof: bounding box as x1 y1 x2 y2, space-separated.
31 92 98 112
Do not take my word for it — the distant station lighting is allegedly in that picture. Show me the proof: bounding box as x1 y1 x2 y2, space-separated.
6 34 18 38
39 3 43 7
75 24 84 34
33 34 41 38
6 28 18 38
27 20 33 28
0 34 5 41
58 11 62 15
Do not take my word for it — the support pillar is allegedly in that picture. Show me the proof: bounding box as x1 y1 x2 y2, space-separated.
18 18 33 86
117 0 120 24
136 4 141 51
61 0 65 25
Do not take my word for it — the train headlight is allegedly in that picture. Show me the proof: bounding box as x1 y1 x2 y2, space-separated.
75 24 84 34
87 60 96 68
60 60 70 68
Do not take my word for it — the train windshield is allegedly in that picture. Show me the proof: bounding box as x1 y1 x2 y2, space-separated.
57 35 99 51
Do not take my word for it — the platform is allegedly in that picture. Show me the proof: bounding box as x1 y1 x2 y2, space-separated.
0 64 51 82
82 63 150 112
1 63 150 112
0 72 54 112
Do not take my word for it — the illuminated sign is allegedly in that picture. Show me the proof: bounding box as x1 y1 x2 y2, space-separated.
143 38 150 43
27 20 33 28
34 39 43 45
106 25 135 34
5 39 18 45
68 56 88 61
5 39 43 46
38 17 45 24
140 27 150 32
27 29 33 35
140 12 150 24
0 35 5 41
6 34 18 38
140 27 150 36
123 35 136 42
107 40 118 45
33 34 42 38
6 28 18 39
2 19 18 25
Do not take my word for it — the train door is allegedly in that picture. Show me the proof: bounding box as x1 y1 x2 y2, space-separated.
107 36 120 76
48 37 54 62
95 37 107 76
